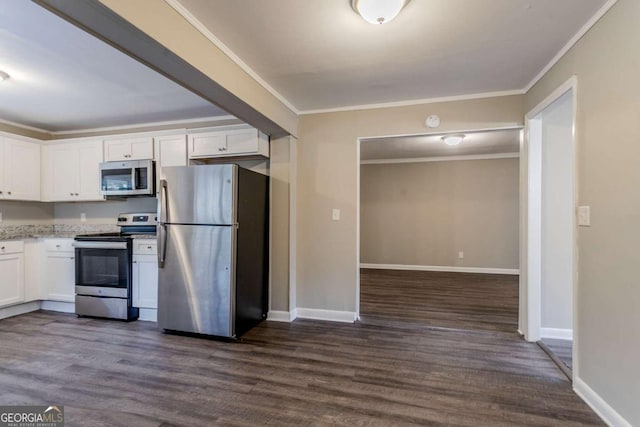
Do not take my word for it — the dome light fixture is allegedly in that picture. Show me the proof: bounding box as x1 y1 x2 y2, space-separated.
0 70 9 82
351 0 410 25
442 134 465 146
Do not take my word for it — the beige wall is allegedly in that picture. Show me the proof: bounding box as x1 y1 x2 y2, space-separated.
361 158 519 269
297 95 524 312
0 201 53 225
525 0 639 423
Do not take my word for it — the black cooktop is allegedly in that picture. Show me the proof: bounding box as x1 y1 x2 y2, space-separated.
74 232 131 242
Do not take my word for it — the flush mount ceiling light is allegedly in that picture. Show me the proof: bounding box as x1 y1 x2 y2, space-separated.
351 0 410 25
442 134 465 146
0 70 9 81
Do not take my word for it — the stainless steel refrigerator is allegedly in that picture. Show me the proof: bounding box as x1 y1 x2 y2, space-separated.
157 164 269 338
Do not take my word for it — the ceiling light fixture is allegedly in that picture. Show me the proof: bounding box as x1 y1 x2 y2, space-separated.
351 0 410 25
442 134 465 146
0 70 9 81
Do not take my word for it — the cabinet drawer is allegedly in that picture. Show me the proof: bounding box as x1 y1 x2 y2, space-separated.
133 240 157 255
0 241 24 255
44 239 75 252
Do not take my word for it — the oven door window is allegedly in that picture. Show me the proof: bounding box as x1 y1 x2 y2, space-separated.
102 168 132 191
76 248 129 288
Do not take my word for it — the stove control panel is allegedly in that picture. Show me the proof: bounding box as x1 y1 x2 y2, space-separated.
117 213 157 227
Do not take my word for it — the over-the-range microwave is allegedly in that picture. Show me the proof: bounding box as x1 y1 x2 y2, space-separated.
99 159 155 197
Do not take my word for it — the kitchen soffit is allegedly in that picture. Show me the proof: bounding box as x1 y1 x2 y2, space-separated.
0 1 229 133
174 0 609 112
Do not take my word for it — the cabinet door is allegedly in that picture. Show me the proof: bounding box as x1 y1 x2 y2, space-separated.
24 241 44 302
132 256 158 309
0 253 24 307
157 135 187 167
3 138 41 201
104 140 131 161
44 253 76 302
77 141 104 201
189 133 227 158
225 129 260 155
0 139 4 198
105 137 153 161
46 145 79 201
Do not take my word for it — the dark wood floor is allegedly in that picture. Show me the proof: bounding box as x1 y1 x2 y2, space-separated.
542 338 574 370
0 270 602 426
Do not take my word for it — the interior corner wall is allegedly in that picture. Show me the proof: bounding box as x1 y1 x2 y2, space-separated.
525 0 639 424
296 95 524 313
360 158 519 270
269 135 292 312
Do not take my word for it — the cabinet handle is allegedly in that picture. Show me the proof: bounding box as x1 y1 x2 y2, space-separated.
147 246 152 249
0 190 3 194
55 245 61 248
7 191 11 195
132 260 137 263
75 193 79 196
70 192 74 196
1 246 5 250
70 257 75 260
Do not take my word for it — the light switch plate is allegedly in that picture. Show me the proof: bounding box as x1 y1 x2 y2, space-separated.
578 206 590 226
458 251 464 259
332 209 340 221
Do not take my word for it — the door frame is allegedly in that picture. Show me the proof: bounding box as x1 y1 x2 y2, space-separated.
520 75 579 376
356 125 525 320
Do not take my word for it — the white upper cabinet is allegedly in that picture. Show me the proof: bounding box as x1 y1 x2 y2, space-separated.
42 139 104 202
104 136 154 161
188 125 269 159
156 134 187 168
0 136 41 201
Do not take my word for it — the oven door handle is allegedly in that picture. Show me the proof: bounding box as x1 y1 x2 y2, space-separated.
158 224 168 268
73 241 128 250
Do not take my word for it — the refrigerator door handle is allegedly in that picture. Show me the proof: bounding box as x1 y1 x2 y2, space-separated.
160 179 168 223
158 224 168 268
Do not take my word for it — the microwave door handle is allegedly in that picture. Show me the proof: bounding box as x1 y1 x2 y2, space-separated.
158 224 168 268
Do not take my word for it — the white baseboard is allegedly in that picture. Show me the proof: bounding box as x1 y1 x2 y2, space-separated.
0 301 41 320
138 308 157 322
574 377 632 427
267 310 296 322
540 327 573 340
360 263 519 275
296 308 356 323
40 300 75 313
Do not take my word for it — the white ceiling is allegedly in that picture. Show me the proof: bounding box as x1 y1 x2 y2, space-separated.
361 129 521 161
0 1 228 133
176 0 607 112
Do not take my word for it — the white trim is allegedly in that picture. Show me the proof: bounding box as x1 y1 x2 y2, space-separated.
51 115 237 136
0 118 51 134
296 308 357 323
540 327 573 340
165 0 299 115
40 300 75 313
0 301 40 320
289 137 298 314
574 377 632 427
300 90 525 115
361 152 519 165
267 310 296 322
356 138 361 320
524 0 618 92
361 263 519 275
138 308 157 322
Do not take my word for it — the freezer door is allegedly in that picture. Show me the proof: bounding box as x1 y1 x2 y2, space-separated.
157 224 235 337
160 164 236 225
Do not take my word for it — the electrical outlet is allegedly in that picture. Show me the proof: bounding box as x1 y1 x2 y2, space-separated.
80 213 87 222
578 206 590 226
458 251 464 259
332 209 341 221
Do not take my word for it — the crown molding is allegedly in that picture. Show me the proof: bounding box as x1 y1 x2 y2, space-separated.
0 118 51 134
524 0 618 92
361 152 519 165
299 89 526 115
165 0 300 115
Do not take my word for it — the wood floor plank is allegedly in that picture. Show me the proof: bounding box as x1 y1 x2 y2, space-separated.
0 269 602 426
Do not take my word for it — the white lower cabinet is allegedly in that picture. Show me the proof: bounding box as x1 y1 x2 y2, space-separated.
132 240 158 309
43 239 75 303
0 241 24 307
23 240 44 302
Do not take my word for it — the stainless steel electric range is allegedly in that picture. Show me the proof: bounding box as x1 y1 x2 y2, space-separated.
74 213 156 321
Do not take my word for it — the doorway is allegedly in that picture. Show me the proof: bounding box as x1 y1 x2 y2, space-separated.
357 128 522 330
521 77 577 378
